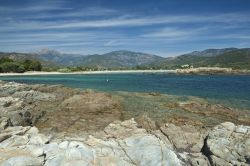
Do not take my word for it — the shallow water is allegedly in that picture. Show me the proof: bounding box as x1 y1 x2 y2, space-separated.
1 73 250 109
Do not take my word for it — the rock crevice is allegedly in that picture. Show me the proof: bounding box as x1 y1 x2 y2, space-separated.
0 119 249 166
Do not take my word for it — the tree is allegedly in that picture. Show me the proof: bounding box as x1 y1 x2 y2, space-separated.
0 57 14 64
29 61 42 71
23 60 42 71
0 62 25 73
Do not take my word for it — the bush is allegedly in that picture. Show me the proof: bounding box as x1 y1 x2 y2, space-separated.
0 57 42 73
0 57 13 64
0 62 25 73
23 60 42 71
57 68 72 73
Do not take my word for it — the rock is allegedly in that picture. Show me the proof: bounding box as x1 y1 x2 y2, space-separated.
0 126 30 142
0 156 43 166
0 81 28 96
13 90 56 102
160 123 207 153
0 119 184 166
87 119 183 165
151 130 174 150
58 141 69 149
118 134 182 165
103 118 146 139
210 155 233 166
136 115 157 132
0 97 21 108
0 116 250 166
179 152 210 166
0 117 11 130
206 122 250 165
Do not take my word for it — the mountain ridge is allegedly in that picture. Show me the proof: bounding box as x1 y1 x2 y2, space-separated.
34 49 164 68
145 48 250 70
1 48 250 70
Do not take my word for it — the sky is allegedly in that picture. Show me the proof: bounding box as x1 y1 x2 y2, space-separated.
0 0 250 57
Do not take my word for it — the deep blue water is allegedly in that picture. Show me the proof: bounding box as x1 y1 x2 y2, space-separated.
1 73 250 108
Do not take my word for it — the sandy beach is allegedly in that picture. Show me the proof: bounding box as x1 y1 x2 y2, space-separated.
0 70 176 76
0 68 249 76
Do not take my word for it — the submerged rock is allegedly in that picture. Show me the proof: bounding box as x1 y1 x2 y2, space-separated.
0 81 250 165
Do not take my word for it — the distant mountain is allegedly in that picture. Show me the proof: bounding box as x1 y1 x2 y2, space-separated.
34 48 84 66
2 48 250 70
145 48 250 70
0 52 56 67
75 50 164 68
35 49 164 68
184 48 238 57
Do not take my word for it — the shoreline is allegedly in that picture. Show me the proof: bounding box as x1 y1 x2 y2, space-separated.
0 68 249 76
0 70 176 76
0 81 249 165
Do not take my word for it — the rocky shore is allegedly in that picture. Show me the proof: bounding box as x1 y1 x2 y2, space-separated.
0 119 249 165
176 67 250 75
0 81 249 165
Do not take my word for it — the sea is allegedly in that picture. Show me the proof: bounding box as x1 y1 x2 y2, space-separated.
1 73 250 109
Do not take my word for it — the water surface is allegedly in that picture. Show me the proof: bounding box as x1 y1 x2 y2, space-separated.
1 73 250 109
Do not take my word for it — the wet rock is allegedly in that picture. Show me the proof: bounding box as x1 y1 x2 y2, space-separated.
40 93 122 135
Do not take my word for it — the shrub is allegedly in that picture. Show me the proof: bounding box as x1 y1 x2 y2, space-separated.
0 62 25 73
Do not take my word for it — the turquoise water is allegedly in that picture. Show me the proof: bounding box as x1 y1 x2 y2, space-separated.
1 73 250 109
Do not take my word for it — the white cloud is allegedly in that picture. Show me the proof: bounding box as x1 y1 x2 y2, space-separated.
0 5 72 13
104 40 122 46
0 12 249 32
141 28 193 38
0 6 250 56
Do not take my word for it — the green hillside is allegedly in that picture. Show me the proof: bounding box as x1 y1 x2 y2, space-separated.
144 48 250 70
0 52 58 68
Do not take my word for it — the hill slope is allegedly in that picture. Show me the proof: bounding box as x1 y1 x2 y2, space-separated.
146 48 250 70
75 51 164 68
35 49 164 68
0 52 56 67
1 48 250 70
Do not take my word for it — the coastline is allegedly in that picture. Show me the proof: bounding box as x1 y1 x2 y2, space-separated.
0 70 176 76
0 81 249 165
0 68 249 76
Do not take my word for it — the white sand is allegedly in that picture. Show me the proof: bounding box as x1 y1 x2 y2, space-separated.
0 70 176 76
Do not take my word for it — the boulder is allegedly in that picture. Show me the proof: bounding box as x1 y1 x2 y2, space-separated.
0 156 43 166
0 117 250 166
160 123 207 153
0 119 184 166
206 122 250 165
13 90 56 102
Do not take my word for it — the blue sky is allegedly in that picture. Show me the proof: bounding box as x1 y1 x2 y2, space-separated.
0 0 250 57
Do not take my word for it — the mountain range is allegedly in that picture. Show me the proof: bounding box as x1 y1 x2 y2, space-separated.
34 49 164 68
146 48 250 70
0 47 250 69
